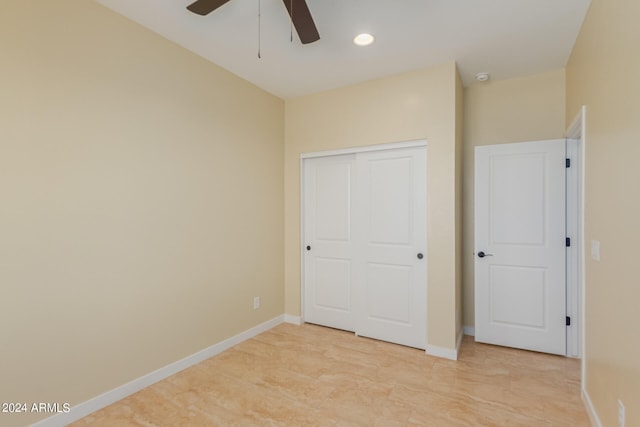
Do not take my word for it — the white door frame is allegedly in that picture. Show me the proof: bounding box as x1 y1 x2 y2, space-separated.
299 139 427 324
566 106 586 367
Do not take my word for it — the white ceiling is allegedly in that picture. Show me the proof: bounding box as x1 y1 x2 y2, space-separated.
95 0 592 99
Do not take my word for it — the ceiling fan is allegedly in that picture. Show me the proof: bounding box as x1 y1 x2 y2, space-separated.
186 0 320 44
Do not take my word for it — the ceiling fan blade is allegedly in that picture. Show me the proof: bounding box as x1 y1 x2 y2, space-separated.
187 0 232 16
282 0 320 44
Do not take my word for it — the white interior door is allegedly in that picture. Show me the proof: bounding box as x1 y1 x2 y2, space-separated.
303 154 357 331
303 145 427 349
355 148 427 349
475 139 566 355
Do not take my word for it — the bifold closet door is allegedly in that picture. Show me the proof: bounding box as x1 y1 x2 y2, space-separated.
303 146 427 349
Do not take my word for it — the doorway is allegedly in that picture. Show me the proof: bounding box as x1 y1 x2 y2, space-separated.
474 138 580 356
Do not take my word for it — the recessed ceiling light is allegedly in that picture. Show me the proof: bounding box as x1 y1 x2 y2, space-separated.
353 33 375 46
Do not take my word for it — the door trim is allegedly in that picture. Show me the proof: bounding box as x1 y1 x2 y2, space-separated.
299 139 428 325
300 139 427 159
566 138 579 358
566 106 586 372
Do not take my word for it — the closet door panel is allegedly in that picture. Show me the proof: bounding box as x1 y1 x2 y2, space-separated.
303 155 357 331
355 147 427 349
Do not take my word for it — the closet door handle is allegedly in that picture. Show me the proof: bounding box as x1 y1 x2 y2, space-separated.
417 253 424 260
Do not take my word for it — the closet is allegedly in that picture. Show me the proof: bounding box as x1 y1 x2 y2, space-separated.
302 144 427 349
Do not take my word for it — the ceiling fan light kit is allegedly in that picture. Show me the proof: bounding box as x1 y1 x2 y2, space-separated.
186 0 320 45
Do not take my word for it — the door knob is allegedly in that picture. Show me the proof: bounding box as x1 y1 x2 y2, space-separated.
417 253 424 259
477 251 493 258
306 245 311 251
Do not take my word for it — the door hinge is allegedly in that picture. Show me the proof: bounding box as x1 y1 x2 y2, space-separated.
566 158 571 168
566 316 571 326
566 237 571 247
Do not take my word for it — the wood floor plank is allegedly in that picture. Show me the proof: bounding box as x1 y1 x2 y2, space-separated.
69 323 590 426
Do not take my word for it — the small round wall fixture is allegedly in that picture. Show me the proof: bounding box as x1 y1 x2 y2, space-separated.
476 72 490 82
353 33 375 46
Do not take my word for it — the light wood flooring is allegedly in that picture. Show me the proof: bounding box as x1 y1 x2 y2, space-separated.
70 323 590 426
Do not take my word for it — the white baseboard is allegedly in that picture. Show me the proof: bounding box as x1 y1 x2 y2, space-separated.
31 315 285 427
284 314 302 325
582 388 603 427
463 326 475 336
425 344 457 360
424 328 464 361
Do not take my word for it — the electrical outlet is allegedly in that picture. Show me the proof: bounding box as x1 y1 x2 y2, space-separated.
618 399 625 427
253 296 260 310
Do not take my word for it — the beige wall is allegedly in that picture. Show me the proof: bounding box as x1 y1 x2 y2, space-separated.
284 62 462 350
462 70 566 327
0 1 283 425
455 70 464 338
566 0 640 425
